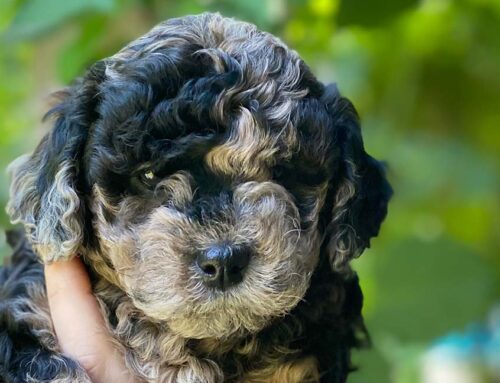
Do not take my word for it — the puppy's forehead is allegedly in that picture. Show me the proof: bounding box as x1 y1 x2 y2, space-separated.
205 106 298 181
91 14 332 183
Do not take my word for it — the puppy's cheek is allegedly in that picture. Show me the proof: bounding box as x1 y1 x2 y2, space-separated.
234 179 321 278
122 207 199 319
126 266 185 321
233 181 310 260
233 182 298 234
89 209 138 287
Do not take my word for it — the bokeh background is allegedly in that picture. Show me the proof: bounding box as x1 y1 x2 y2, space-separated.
0 0 499 382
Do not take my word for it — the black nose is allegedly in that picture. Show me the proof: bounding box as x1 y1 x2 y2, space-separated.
196 244 250 289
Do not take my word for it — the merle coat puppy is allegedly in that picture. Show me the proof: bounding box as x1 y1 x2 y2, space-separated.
0 13 391 383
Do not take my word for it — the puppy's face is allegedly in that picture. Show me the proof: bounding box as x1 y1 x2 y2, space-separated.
87 67 327 338
8 14 391 339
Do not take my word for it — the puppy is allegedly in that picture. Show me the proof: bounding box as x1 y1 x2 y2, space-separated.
0 13 391 383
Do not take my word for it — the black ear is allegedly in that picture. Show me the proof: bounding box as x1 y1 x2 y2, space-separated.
322 85 392 271
7 62 105 263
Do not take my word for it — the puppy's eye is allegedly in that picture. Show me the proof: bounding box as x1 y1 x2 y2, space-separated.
144 170 155 180
139 169 159 188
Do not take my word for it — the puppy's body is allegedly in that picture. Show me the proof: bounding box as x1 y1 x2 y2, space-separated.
0 13 391 383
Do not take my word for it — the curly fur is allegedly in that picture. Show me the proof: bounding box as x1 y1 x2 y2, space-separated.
1 13 391 383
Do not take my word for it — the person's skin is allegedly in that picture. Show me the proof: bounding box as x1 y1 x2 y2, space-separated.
45 257 139 383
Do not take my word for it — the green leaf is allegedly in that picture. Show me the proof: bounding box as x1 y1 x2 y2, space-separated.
338 0 419 27
4 0 115 40
361 237 496 342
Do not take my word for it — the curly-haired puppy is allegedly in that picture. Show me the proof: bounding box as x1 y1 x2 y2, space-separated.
0 13 392 383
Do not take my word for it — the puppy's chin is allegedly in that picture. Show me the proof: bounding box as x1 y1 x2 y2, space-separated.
163 309 272 339
132 287 309 339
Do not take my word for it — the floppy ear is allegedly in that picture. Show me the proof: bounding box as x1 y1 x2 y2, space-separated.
322 85 392 271
7 62 105 263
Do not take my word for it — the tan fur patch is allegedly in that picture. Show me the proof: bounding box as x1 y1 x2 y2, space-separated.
7 157 84 263
205 107 278 181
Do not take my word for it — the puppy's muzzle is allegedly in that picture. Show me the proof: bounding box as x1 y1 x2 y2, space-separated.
196 244 251 290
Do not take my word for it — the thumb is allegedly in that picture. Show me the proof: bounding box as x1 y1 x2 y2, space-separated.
45 257 138 383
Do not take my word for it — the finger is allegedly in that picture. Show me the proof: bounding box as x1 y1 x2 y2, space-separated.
45 257 139 383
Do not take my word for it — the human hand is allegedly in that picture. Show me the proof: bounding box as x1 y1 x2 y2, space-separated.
45 257 139 383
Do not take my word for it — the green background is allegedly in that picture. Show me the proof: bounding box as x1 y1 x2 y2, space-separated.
0 0 499 382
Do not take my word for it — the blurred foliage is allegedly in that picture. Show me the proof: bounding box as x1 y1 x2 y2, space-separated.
0 0 499 382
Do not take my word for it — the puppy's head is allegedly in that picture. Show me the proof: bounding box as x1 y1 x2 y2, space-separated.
7 14 391 339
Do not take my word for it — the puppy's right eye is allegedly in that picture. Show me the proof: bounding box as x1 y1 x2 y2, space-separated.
144 170 155 180
138 169 160 188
